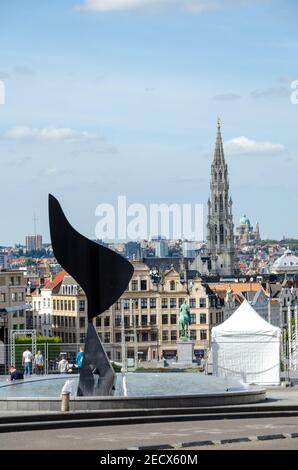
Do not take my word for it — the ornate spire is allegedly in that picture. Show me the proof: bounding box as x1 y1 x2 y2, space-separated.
213 116 225 165
207 117 235 276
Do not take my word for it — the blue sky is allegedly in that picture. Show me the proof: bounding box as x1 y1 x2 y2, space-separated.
0 0 297 244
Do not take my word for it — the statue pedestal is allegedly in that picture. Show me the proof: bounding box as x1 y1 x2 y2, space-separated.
176 340 194 366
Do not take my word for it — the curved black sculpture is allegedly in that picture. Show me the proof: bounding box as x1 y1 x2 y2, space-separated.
49 194 134 396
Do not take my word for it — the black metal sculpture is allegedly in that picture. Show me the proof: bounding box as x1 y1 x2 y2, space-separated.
48 194 134 396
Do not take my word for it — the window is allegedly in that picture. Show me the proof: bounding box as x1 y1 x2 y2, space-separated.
131 280 138 291
170 314 177 325
104 316 110 327
140 280 147 291
170 280 175 291
57 300 60 310
179 298 185 307
199 298 206 308
190 314 196 324
53 299 56 310
189 298 196 308
141 298 148 309
161 298 168 308
11 292 17 302
200 313 207 324
162 314 168 325
151 331 157 342
123 299 130 310
171 330 177 341
150 298 156 309
79 317 85 328
162 330 168 341
115 315 121 327
79 300 85 311
216 312 223 324
115 332 121 343
0 293 6 302
200 330 207 340
19 310 24 317
68 300 71 311
72 300 75 311
150 314 156 325
190 330 197 340
170 298 176 308
104 332 110 343
141 315 148 326
64 300 68 310
80 333 86 343
220 224 224 244
17 292 24 301
115 300 121 310
141 332 148 342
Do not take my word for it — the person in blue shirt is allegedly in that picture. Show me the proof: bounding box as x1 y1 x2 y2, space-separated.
76 347 84 370
9 366 24 381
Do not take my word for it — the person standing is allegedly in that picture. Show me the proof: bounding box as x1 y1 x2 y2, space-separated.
34 350 44 375
22 348 33 376
58 355 69 374
76 347 84 370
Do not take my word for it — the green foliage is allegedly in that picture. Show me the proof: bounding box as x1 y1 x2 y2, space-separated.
15 336 62 344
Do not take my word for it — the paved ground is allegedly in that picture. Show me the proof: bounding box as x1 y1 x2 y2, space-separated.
0 416 297 449
183 438 298 450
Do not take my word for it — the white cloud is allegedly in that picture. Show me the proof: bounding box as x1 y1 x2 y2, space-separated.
224 136 286 156
2 126 97 142
76 0 250 13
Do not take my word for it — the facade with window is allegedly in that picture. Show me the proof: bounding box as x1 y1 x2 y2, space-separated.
0 271 28 344
29 261 225 363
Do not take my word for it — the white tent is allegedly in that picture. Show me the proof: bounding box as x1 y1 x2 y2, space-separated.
212 299 281 386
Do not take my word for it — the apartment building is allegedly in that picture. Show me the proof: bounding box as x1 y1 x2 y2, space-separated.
0 271 28 344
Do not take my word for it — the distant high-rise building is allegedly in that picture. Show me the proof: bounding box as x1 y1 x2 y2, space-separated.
155 240 169 257
125 241 141 260
26 235 43 252
0 252 8 270
182 241 196 258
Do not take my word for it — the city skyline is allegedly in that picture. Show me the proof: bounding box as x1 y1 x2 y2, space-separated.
0 0 298 245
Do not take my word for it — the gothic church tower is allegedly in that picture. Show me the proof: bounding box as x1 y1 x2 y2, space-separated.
207 118 235 276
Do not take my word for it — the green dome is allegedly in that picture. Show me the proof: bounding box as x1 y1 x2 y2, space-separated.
239 215 250 225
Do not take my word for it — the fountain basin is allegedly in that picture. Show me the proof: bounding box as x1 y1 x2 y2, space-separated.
0 373 266 411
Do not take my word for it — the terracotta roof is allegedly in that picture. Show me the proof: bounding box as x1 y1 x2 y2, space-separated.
44 271 66 290
209 282 264 295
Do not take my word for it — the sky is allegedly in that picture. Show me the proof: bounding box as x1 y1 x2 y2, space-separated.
0 0 297 245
